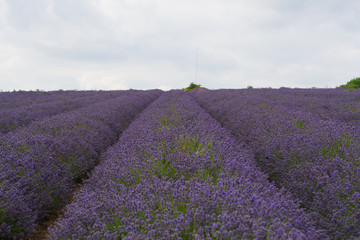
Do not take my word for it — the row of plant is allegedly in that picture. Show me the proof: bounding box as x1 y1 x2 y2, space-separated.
263 88 360 123
48 91 327 239
0 90 111 110
0 91 130 135
192 89 360 239
0 90 162 239
211 88 360 123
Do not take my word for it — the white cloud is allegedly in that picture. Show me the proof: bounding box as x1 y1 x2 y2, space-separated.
76 71 128 90
1 0 360 90
157 85 171 91
0 43 26 70
0 0 8 27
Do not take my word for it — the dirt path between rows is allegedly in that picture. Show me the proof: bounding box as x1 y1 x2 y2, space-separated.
28 181 85 240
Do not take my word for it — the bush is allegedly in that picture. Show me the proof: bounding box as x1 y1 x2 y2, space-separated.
182 83 201 92
339 77 360 89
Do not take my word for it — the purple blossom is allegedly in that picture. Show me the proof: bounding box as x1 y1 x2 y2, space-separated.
0 90 162 238
49 91 326 239
192 88 360 239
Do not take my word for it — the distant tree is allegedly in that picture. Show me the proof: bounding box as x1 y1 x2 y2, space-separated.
247 85 253 89
182 82 202 92
339 77 360 89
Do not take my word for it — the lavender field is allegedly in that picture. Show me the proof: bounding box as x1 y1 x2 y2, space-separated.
0 88 359 239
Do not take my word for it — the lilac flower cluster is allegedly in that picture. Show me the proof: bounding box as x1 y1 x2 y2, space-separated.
0 90 162 239
0 90 130 135
49 91 326 239
192 89 360 239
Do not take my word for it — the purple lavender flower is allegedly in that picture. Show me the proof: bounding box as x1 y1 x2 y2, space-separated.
192 88 360 239
0 90 162 238
49 91 327 239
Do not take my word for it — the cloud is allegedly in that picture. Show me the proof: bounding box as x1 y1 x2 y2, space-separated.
76 71 128 90
1 0 360 90
157 85 172 91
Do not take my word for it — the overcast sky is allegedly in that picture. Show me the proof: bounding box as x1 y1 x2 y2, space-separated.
1 0 360 91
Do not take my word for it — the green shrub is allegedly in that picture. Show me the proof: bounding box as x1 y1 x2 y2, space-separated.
182 83 201 92
339 77 360 89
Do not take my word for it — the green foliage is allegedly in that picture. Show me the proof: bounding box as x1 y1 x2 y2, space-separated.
339 77 360 89
176 135 213 157
182 83 201 92
153 158 176 179
294 120 305 129
105 215 126 239
247 85 253 89
0 208 25 238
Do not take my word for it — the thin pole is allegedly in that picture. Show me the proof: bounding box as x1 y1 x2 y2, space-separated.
196 47 198 83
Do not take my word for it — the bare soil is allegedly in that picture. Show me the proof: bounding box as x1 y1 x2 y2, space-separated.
28 182 85 240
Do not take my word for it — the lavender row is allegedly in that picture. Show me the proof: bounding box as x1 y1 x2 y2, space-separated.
0 90 162 239
219 88 360 123
0 90 107 110
266 88 360 123
191 89 360 239
0 91 130 135
49 91 327 239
